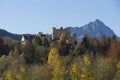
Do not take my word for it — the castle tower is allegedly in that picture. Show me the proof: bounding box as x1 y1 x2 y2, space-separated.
52 27 56 40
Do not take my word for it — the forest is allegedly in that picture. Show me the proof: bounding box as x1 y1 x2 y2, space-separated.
0 34 120 80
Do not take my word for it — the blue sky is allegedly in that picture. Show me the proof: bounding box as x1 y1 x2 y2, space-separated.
0 0 120 36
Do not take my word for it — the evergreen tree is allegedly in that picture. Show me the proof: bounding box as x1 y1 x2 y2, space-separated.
42 37 49 47
33 36 42 46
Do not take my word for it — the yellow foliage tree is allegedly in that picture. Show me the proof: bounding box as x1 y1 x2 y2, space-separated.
59 33 67 46
18 66 26 80
82 55 95 80
48 48 59 69
70 56 95 80
115 62 120 80
5 70 13 80
52 58 67 80
70 63 81 80
58 33 68 56
84 55 91 65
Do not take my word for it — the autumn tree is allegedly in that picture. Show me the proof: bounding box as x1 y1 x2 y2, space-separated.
108 40 120 60
115 62 120 80
52 58 68 80
96 58 116 80
47 47 59 69
82 55 95 80
76 35 90 56
100 36 110 55
27 65 52 80
4 51 27 80
58 33 69 56
70 63 81 80
69 46 80 62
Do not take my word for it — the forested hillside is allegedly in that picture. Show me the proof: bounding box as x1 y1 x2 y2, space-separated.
0 29 22 41
0 34 120 80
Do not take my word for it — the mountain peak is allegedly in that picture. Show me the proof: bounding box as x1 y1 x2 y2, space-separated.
69 19 119 43
95 19 101 22
89 19 101 24
87 19 106 29
94 19 104 25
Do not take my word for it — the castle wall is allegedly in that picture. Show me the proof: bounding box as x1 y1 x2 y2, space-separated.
52 27 77 45
52 27 70 40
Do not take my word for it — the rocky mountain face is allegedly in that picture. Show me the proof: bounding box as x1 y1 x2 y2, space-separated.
69 19 119 43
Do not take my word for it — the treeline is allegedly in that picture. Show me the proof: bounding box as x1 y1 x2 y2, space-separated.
0 34 120 80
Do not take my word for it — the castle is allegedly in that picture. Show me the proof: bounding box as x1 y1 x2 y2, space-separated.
21 27 77 45
52 27 77 45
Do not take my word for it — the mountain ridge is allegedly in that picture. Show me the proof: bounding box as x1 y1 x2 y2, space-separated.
69 19 119 43
0 28 22 41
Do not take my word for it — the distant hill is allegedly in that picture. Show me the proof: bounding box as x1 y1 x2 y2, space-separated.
0 29 22 41
69 19 119 43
